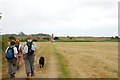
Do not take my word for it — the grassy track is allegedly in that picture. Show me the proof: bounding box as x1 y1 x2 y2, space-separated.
52 43 71 78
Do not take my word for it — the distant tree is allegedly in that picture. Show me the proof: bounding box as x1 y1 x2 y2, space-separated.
19 31 26 36
33 39 38 42
46 38 50 41
70 37 72 39
54 37 59 40
67 36 72 39
9 36 16 40
43 37 50 41
111 36 115 39
115 36 119 39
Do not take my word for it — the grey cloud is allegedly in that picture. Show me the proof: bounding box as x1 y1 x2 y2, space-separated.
0 0 118 36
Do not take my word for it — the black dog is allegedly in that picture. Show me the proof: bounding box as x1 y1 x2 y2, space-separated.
39 56 45 68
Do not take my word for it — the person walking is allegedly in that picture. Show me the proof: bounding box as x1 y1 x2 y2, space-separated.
23 36 36 78
5 40 18 78
15 40 22 70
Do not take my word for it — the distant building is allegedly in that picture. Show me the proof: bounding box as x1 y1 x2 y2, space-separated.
52 34 54 37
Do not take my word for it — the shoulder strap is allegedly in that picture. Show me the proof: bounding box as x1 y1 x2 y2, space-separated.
7 46 14 53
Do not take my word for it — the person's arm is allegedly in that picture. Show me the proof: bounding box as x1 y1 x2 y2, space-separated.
5 47 9 61
19 45 23 55
32 42 36 51
22 45 25 60
14 47 18 61
20 46 25 60
5 47 9 53
22 44 28 60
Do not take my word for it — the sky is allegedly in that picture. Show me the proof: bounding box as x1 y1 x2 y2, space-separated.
0 0 119 37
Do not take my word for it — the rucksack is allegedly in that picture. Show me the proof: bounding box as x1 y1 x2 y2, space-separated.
6 46 14 60
15 44 20 53
26 41 34 55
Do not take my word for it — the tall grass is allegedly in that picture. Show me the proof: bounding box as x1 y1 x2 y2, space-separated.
2 36 9 78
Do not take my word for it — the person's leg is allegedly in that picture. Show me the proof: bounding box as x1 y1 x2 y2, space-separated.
42 64 44 68
29 54 35 76
12 58 17 77
17 56 21 70
25 54 31 77
7 60 13 78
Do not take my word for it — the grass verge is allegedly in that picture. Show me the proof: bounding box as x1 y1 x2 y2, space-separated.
52 43 71 78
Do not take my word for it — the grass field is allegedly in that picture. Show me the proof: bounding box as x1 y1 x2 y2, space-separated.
2 42 118 78
53 42 118 78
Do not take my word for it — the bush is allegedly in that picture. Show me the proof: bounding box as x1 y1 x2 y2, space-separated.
19 39 27 42
43 38 50 41
115 36 119 39
54 37 59 40
33 39 38 42
2 36 9 51
8 36 16 41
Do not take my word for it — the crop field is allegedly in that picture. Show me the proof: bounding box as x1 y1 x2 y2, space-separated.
2 42 118 78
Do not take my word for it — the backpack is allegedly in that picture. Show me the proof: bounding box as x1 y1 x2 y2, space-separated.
26 41 34 55
6 46 14 60
15 44 21 57
15 44 20 53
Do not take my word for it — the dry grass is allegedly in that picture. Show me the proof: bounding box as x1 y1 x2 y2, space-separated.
54 42 118 78
2 42 118 78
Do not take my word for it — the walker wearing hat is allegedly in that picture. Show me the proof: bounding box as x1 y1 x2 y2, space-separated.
15 40 22 70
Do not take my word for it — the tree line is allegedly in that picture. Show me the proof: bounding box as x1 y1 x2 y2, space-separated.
2 32 51 37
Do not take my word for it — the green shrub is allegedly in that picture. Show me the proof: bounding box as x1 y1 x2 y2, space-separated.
43 38 50 41
2 36 9 51
19 39 27 42
8 36 16 41
54 37 59 40
33 39 38 42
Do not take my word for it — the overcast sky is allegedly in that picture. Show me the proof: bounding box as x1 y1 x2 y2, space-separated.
0 0 119 37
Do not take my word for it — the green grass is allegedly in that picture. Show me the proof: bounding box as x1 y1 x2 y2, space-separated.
52 43 71 78
19 38 120 42
101 39 120 42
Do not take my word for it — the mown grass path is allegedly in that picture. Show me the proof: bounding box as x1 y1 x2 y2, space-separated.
15 42 68 78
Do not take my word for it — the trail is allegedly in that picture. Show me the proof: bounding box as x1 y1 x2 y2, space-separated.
15 42 61 78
